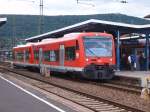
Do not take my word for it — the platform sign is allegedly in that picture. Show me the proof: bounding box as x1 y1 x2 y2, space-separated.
121 40 139 45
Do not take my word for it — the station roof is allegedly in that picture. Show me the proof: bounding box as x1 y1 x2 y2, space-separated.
26 19 150 42
144 14 150 18
0 18 7 27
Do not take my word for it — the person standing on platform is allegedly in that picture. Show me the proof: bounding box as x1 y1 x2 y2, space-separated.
139 53 146 71
128 54 136 71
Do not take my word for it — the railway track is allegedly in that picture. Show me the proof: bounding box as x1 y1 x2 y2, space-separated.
87 80 141 94
24 78 128 112
0 61 142 94
0 64 145 112
51 72 142 95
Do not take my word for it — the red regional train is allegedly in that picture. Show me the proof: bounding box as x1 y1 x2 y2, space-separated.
13 32 116 79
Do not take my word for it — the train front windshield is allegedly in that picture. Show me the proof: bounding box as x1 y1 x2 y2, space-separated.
84 37 112 57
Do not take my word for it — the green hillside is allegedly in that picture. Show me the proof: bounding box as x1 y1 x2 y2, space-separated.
0 13 150 49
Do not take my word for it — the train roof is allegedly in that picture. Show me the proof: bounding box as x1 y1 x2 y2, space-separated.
31 32 113 46
63 32 112 37
13 43 35 49
14 32 114 48
31 33 82 46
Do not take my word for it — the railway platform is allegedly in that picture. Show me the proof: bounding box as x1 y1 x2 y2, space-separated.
0 73 89 112
115 71 150 87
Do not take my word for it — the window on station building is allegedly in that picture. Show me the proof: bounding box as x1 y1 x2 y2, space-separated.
44 50 59 62
65 46 76 61
34 50 39 60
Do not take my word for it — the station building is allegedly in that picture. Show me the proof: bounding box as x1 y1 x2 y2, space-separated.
120 34 150 70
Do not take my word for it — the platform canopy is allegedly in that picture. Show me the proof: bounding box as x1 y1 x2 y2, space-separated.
25 18 150 71
26 19 150 42
0 18 7 27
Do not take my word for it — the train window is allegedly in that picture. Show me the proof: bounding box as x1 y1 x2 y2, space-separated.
16 52 24 61
25 51 29 60
44 50 59 62
34 50 39 60
44 51 50 61
50 50 59 61
55 50 59 61
50 51 56 61
84 37 112 57
65 47 76 61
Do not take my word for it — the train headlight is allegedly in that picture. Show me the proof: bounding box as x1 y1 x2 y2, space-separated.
86 58 89 61
110 58 112 61
76 53 79 59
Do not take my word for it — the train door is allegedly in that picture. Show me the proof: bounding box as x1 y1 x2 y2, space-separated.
24 50 26 63
39 48 43 66
59 45 65 66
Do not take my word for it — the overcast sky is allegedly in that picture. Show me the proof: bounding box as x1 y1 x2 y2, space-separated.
0 0 149 17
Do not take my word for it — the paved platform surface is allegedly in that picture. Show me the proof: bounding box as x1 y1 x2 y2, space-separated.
115 71 150 87
0 75 77 112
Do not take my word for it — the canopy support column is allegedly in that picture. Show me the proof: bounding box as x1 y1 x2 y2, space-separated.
116 30 120 71
145 34 149 71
